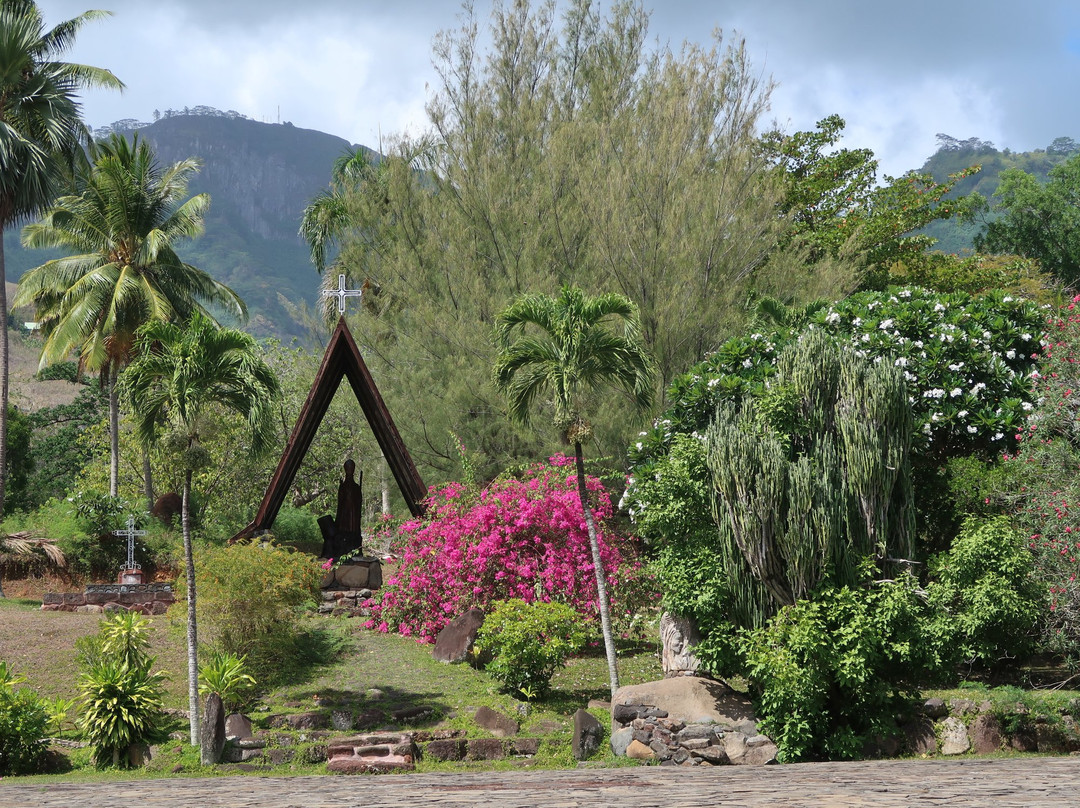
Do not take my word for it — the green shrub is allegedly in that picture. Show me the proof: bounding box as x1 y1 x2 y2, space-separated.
268 505 321 551
927 516 1043 666
77 612 168 768
198 651 256 714
740 579 946 762
0 662 49 775
78 660 167 768
180 540 322 685
476 599 590 700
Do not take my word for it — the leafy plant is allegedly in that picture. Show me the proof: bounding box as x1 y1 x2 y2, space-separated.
0 662 49 775
198 651 256 714
927 516 1043 666
43 696 77 739
476 599 590 700
78 659 168 768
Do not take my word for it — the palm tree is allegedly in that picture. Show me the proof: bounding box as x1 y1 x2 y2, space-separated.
14 133 246 501
0 0 122 512
493 285 656 699
123 311 280 746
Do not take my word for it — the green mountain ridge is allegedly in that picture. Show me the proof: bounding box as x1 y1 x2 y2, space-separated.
4 111 373 339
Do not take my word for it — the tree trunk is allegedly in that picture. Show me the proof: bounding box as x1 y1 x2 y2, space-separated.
108 371 120 498
0 567 6 599
142 449 154 514
0 241 10 516
574 442 620 698
183 467 200 745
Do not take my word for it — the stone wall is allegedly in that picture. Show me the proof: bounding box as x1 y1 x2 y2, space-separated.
41 583 175 615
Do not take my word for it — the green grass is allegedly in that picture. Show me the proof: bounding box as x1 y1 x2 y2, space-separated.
1 602 662 781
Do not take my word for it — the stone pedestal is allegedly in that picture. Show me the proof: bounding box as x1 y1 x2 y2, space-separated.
320 558 383 590
118 569 144 585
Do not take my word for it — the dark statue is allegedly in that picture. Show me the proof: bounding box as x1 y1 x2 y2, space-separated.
319 459 364 559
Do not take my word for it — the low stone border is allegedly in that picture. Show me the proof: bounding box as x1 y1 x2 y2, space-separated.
40 583 175 615
894 696 1080 757
316 588 373 618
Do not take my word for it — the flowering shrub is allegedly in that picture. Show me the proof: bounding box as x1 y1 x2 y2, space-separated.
625 287 1047 538
1001 295 1080 657
366 456 648 643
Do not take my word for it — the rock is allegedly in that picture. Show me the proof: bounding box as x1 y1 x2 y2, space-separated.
660 612 703 678
285 711 329 730
335 563 372 590
740 741 779 765
572 709 603 761
225 713 253 740
902 716 937 755
474 706 519 738
922 697 948 718
723 731 747 763
612 703 641 724
971 714 1003 754
433 607 486 663
610 727 634 756
528 719 562 735
625 739 655 760
466 738 505 760
649 739 673 760
1010 730 1037 753
1036 722 1069 754
612 677 756 730
331 710 355 731
266 748 295 765
127 742 152 767
692 745 729 765
75 604 104 614
509 737 540 756
392 705 433 722
948 698 978 717
200 693 226 765
677 724 719 744
940 716 970 755
425 739 467 761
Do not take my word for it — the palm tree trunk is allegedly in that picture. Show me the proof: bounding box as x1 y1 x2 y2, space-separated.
574 442 620 699
183 467 200 745
108 371 120 498
142 449 154 514
0 240 9 516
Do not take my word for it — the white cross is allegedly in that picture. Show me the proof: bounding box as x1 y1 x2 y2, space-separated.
114 515 147 571
322 274 363 314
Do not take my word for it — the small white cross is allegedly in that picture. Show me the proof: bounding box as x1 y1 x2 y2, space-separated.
322 274 363 314
114 515 147 571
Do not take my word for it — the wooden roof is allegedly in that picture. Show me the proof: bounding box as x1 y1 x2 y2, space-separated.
232 317 426 541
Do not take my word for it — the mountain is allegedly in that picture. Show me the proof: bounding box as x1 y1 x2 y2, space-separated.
915 134 1079 254
4 109 367 338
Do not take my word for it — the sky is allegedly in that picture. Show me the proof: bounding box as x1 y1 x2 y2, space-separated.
37 0 1080 178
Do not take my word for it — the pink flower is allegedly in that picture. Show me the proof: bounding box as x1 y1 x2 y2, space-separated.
321 558 334 570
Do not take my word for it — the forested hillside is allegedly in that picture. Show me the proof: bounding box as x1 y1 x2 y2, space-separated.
4 109 371 338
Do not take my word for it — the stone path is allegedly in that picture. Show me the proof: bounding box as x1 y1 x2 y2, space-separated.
3 757 1078 808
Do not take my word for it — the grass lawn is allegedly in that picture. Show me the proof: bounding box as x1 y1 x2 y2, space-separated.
0 597 663 781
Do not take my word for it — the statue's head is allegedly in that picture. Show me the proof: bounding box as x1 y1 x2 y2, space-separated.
343 458 356 477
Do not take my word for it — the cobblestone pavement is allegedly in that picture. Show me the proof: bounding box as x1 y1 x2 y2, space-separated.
3 758 1079 808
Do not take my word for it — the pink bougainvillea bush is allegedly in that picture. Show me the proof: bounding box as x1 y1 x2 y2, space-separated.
365 455 652 643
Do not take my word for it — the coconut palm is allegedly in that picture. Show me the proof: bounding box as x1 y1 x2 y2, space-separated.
493 285 656 699
0 531 64 599
15 132 246 500
123 311 280 746
0 0 122 512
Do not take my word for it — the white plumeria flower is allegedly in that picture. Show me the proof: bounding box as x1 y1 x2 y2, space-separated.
879 319 894 330
958 410 968 418
895 356 909 367
966 425 978 434
1006 350 1016 359
826 311 841 324
742 358 752 369
950 388 963 397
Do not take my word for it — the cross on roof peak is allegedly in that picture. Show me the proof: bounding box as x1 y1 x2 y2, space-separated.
323 274 363 315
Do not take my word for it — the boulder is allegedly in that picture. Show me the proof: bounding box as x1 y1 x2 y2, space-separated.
335 563 371 590
572 709 602 761
902 716 937 755
425 739 467 761
660 612 703 678
970 714 1003 754
625 739 655 760
225 713 253 740
433 608 486 663
610 727 634 757
922 697 948 719
474 706 519 737
611 676 756 730
940 716 970 755
200 693 226 765
466 738 505 760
